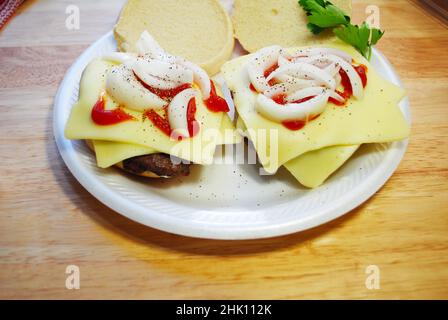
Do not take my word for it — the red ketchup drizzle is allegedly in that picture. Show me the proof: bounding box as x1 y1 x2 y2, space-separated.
329 64 368 106
186 97 198 137
249 63 280 92
133 71 192 100
144 97 199 140
264 63 279 86
91 93 134 125
133 73 200 138
205 80 230 112
144 108 172 137
278 96 316 131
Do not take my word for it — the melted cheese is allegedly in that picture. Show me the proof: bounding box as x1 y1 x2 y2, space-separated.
221 42 410 173
236 115 359 188
65 58 224 165
93 113 241 168
284 144 359 188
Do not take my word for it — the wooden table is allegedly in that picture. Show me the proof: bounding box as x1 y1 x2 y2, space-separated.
1 0 447 299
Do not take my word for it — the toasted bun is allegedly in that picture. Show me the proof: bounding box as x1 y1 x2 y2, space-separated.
85 140 162 178
114 0 234 75
232 0 352 53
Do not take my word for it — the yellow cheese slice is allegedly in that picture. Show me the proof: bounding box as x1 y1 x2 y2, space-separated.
221 42 410 173
65 58 224 165
93 113 241 168
93 140 155 168
236 115 359 188
284 144 360 188
215 113 243 145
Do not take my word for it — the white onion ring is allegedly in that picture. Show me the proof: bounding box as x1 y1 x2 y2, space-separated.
314 54 363 99
167 88 197 137
178 60 211 99
291 48 352 63
102 52 136 64
136 30 165 56
256 90 330 122
267 63 336 89
132 59 193 89
285 87 328 103
247 45 282 92
106 65 166 111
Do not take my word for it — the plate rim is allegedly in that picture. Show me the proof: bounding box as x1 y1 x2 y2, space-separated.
53 31 410 240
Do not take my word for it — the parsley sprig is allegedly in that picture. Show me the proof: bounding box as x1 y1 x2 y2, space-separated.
298 0 384 60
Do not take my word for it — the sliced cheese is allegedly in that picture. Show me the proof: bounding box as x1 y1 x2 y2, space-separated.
236 114 359 188
221 42 410 173
93 140 156 168
65 58 224 165
93 113 241 168
284 144 360 188
215 113 243 145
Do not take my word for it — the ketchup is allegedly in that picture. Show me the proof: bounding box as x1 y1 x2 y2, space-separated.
91 93 134 125
329 64 368 106
264 63 279 86
133 72 192 100
144 109 172 137
282 120 306 131
272 93 287 105
282 114 320 131
144 97 199 139
204 80 230 113
186 97 199 137
249 83 257 92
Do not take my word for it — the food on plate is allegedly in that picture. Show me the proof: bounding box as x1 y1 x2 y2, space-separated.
114 0 234 75
222 42 410 187
65 31 237 178
90 113 241 170
232 0 351 53
235 116 359 188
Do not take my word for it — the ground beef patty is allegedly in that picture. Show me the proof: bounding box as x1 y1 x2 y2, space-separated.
122 153 191 178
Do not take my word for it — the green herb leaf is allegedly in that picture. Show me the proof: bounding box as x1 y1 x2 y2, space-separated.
298 0 350 34
333 22 384 60
298 0 385 60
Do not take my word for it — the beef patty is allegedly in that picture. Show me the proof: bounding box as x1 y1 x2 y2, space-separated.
122 153 191 177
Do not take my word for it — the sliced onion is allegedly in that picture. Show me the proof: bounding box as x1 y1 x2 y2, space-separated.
106 65 166 111
330 90 345 102
267 63 336 89
263 83 290 98
133 68 177 90
324 62 341 77
135 30 165 56
285 87 328 103
263 79 316 98
275 74 319 88
132 59 193 89
277 50 293 67
167 88 197 137
277 55 290 67
247 45 282 92
102 52 136 64
321 54 363 99
292 48 352 63
175 59 211 99
256 90 330 122
290 56 332 69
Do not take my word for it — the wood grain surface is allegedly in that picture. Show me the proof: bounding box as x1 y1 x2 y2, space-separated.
0 0 447 299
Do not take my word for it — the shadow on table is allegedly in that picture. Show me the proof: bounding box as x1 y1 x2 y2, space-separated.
46 107 369 257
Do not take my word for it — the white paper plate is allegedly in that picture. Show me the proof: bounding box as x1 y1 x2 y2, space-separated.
53 31 410 240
